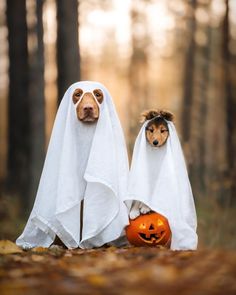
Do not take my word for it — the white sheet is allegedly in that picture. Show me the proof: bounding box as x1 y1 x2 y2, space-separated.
16 81 129 249
125 121 198 250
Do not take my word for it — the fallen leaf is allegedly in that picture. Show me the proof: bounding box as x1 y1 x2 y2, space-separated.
87 274 107 286
8 269 24 278
49 245 65 257
0 240 23 255
64 251 73 257
31 254 45 262
31 247 48 253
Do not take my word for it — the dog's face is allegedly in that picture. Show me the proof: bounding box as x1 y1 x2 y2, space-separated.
145 118 169 147
72 88 104 123
141 109 173 147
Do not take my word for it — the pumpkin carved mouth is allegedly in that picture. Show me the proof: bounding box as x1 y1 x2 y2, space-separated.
139 231 165 242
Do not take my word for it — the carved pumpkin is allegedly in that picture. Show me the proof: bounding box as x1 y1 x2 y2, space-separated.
126 212 171 247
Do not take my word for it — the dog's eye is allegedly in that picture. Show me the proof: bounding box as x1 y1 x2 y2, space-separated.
72 89 83 104
161 129 167 133
149 129 154 133
93 89 104 104
73 89 83 101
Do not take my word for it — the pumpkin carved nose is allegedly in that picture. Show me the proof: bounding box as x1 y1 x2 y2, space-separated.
149 224 155 230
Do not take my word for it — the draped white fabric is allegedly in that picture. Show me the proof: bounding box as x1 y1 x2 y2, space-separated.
16 81 129 249
125 121 198 250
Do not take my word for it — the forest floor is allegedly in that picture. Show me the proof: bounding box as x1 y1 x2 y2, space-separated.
0 241 236 295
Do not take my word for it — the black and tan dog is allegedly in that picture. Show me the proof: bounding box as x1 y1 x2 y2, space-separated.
129 109 174 220
141 109 174 147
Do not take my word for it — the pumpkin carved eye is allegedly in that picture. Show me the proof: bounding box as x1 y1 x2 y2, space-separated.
126 212 172 248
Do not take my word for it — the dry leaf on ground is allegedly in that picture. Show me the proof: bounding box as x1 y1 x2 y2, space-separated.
0 240 23 255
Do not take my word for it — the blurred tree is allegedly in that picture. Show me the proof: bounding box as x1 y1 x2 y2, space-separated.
128 1 149 153
28 0 45 206
192 3 212 196
6 0 30 207
56 0 80 104
222 0 236 203
181 0 197 143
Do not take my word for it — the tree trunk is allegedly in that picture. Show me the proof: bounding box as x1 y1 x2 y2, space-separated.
222 0 236 203
6 0 30 206
56 0 80 104
28 0 45 207
181 0 197 143
128 2 149 155
194 23 212 196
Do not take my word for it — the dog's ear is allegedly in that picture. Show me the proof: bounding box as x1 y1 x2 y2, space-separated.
140 109 160 123
160 110 174 122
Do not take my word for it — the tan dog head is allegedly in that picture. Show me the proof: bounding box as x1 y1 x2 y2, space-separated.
141 109 174 147
72 88 104 123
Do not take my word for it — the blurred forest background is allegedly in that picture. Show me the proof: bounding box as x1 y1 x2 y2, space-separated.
0 0 235 249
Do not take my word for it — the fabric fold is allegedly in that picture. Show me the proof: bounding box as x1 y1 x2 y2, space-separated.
124 121 198 250
16 81 129 249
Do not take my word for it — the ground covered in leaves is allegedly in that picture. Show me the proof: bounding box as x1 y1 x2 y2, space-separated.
0 241 236 295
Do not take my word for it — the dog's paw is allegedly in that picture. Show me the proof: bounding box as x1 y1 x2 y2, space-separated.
140 204 151 215
129 209 141 220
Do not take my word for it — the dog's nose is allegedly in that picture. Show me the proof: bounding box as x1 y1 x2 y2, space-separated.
153 140 159 146
83 105 93 112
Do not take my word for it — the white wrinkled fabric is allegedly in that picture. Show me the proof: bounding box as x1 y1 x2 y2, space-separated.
125 121 198 250
16 81 129 249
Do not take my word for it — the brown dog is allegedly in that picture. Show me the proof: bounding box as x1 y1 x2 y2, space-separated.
141 109 174 147
72 88 104 122
53 87 104 247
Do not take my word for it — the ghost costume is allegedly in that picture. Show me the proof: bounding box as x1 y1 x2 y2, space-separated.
125 120 198 250
16 81 129 249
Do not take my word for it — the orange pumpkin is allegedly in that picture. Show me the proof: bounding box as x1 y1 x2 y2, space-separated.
126 212 171 247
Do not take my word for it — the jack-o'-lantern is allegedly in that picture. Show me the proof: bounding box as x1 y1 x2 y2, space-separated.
126 212 171 247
